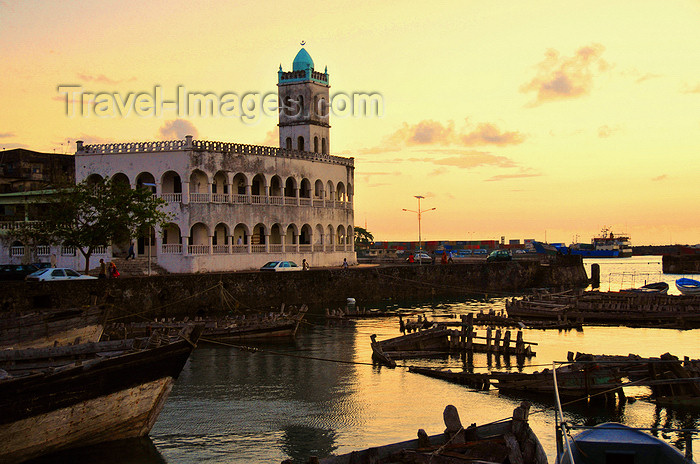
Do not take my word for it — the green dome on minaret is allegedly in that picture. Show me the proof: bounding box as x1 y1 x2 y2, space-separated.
292 47 314 71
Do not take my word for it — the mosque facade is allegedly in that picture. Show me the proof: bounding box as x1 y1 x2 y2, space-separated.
72 48 355 273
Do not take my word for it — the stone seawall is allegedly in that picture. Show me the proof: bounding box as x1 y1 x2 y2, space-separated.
0 257 587 320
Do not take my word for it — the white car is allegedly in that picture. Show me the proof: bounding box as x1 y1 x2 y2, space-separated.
406 252 432 263
25 268 98 282
259 261 301 272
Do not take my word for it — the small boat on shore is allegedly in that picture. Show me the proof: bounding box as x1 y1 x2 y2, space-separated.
0 325 202 463
0 305 110 350
306 402 547 464
676 278 700 295
620 281 669 295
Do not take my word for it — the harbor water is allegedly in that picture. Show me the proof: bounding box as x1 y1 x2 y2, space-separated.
36 256 700 463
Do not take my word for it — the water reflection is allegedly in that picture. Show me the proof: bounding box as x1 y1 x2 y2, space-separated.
280 425 337 463
27 437 166 464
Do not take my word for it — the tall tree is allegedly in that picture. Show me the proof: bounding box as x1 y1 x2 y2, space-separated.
354 226 374 250
13 178 171 274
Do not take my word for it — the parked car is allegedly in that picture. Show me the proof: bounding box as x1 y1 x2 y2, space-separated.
0 264 40 281
406 252 432 263
472 249 488 255
25 267 98 281
259 261 301 272
486 250 512 262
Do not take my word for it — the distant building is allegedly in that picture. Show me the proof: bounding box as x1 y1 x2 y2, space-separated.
0 149 74 194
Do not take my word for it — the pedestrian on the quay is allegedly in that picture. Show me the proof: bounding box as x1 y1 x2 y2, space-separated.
126 241 135 260
302 259 309 271
408 253 415 264
50 253 57 268
448 250 454 264
431 253 436 265
98 259 107 279
108 261 120 278
342 258 348 268
441 251 448 265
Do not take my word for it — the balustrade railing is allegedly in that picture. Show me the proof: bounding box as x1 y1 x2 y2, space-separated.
232 244 247 253
251 244 266 253
313 244 324 252
212 245 230 254
189 193 211 203
10 246 24 257
36 245 51 256
188 244 210 254
269 196 284 205
211 194 229 203
162 244 182 254
284 197 297 206
161 193 182 203
313 199 325 207
299 244 312 253
233 194 250 204
251 195 266 205
93 246 108 255
61 246 76 256
268 244 283 253
299 198 312 206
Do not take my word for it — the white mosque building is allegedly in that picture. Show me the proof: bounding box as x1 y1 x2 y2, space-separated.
73 47 356 273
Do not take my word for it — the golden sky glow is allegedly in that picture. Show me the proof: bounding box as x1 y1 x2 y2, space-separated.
1 0 699 245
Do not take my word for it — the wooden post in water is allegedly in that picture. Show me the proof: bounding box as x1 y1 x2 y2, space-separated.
486 327 492 352
503 330 511 355
516 330 524 355
460 315 467 350
494 329 501 354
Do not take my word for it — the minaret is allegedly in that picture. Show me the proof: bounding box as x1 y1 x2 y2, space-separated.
278 46 330 154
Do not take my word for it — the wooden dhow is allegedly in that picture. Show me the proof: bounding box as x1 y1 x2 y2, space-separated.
0 305 110 350
0 325 202 463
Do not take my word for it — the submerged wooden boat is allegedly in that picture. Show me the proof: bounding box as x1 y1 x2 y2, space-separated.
103 305 307 343
0 325 202 463
410 364 623 399
0 305 110 350
312 402 548 464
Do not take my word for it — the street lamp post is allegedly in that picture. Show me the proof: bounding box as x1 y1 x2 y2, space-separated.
402 195 436 265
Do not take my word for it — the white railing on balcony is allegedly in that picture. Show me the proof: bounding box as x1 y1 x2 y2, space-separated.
61 246 76 256
232 244 247 253
36 245 51 256
251 195 266 205
313 199 325 207
162 244 182 254
10 246 24 257
189 192 211 203
284 197 297 206
161 193 182 203
212 193 229 203
251 244 266 253
188 244 210 254
299 244 312 253
268 244 283 253
212 245 230 254
0 220 41 230
299 198 312 206
313 244 324 252
93 246 108 255
233 194 250 204
269 196 284 206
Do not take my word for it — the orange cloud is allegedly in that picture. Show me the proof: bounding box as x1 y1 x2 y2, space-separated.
158 119 199 140
461 123 525 146
521 43 609 106
77 73 137 85
0 132 15 138
681 83 700 94
262 127 279 146
652 174 668 181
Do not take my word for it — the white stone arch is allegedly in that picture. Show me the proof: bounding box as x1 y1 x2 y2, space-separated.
213 222 230 246
189 170 208 193
326 180 334 200
285 223 298 245
314 179 324 199
327 224 335 244
136 172 156 193
270 223 284 245
213 171 228 195
315 224 325 244
252 223 266 244
335 182 346 202
232 173 248 195
250 174 266 196
336 224 346 245
269 175 283 197
111 172 130 187
300 178 311 198
85 173 104 185
189 222 209 245
161 170 183 194
300 223 312 245
346 225 354 244
233 223 249 245
284 177 297 198
162 223 182 245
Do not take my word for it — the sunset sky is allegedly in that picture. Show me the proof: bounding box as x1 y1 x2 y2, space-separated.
1 1 699 245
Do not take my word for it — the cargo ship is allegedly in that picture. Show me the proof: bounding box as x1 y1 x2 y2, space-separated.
570 228 632 258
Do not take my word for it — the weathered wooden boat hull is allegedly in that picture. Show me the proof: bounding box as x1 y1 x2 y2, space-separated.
0 327 201 463
0 306 109 350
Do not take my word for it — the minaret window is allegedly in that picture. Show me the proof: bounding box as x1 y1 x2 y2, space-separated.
321 138 327 154
314 136 319 153
285 137 292 150
298 95 304 118
297 136 304 151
